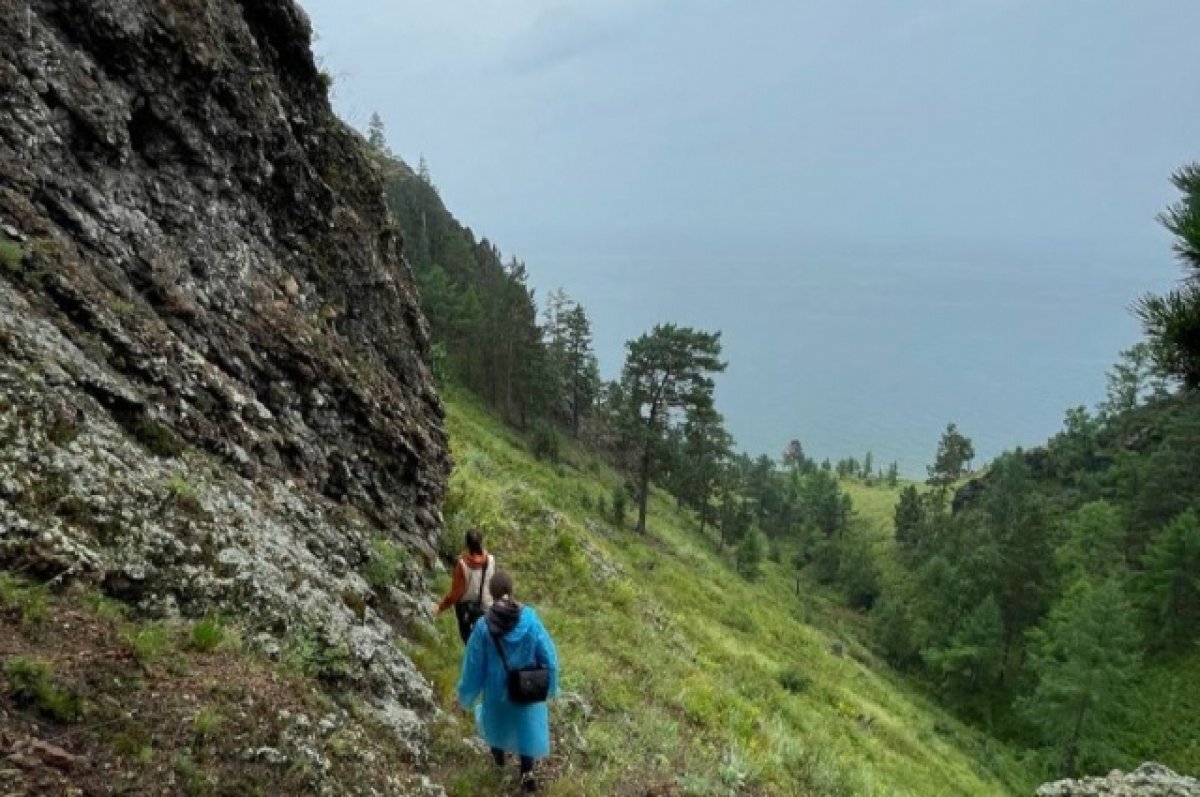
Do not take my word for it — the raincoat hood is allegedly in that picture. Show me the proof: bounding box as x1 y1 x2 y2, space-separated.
486 600 532 641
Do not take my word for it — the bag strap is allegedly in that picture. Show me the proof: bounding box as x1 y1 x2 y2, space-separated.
476 555 490 604
489 625 512 675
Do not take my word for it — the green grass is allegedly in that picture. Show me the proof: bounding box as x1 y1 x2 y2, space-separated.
4 657 84 722
415 388 1038 796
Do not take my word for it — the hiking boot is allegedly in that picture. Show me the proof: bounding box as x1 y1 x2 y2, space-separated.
520 773 538 793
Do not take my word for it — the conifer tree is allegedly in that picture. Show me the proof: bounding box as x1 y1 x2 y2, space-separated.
1020 579 1142 776
927 423 975 490
619 325 725 534
1138 509 1200 651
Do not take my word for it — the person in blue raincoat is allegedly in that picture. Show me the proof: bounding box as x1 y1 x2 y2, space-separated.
456 570 558 793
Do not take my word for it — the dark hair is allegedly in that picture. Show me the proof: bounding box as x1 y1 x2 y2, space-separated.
465 528 484 555
489 571 514 601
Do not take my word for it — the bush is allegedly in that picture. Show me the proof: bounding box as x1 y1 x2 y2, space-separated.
778 667 811 694
188 616 228 653
0 573 48 630
530 422 561 462
5 657 83 722
124 623 172 665
611 485 628 528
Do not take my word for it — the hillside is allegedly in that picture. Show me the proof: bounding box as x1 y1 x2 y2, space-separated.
414 389 1037 797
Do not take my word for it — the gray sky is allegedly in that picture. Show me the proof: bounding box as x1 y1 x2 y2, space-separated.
300 0 1200 469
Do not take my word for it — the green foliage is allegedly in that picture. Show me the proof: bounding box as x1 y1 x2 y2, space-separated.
193 706 225 744
188 616 229 653
1137 164 1200 388
124 623 173 665
777 667 811 694
529 420 561 462
1055 500 1126 584
4 657 84 722
619 323 726 533
735 529 766 580
610 483 628 528
0 573 49 630
1137 509 1200 652
282 631 355 683
362 535 408 592
893 485 924 550
927 422 975 489
922 595 1004 702
0 239 24 270
1020 579 1142 776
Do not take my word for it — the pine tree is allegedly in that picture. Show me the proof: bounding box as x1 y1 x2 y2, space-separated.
894 485 924 551
1138 509 1200 652
927 423 975 490
1055 500 1126 585
366 112 389 154
619 325 726 534
921 594 1004 701
1137 164 1200 388
1020 579 1142 776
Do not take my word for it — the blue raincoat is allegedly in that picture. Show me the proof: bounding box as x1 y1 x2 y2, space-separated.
456 605 559 758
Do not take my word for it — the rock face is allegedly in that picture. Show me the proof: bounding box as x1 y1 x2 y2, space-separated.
1037 763 1200 797
0 0 449 772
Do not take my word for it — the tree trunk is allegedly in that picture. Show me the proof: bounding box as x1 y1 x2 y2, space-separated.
636 448 651 534
1062 698 1090 777
699 501 708 537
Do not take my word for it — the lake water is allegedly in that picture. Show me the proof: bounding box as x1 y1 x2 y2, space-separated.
520 234 1179 476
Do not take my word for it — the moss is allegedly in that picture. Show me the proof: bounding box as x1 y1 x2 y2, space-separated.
361 536 407 593
0 239 24 271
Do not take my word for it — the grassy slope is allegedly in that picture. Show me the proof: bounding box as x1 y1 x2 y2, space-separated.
415 390 1037 797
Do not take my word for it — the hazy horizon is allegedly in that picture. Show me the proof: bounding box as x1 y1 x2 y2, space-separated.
300 0 1198 473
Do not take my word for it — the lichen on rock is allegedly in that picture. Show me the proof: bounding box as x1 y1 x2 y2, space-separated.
0 0 450 784
1036 763 1200 797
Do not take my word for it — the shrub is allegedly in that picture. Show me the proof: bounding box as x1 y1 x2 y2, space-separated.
778 667 811 694
5 657 83 722
0 573 48 630
611 485 628 528
530 421 561 462
124 623 172 665
188 617 227 653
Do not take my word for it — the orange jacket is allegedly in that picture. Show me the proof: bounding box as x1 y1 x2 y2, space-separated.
436 551 492 615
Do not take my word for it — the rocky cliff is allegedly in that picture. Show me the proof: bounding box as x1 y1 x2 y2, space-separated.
1 0 450 791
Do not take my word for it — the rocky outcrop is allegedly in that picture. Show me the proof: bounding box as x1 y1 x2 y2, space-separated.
0 0 449 779
1037 763 1200 797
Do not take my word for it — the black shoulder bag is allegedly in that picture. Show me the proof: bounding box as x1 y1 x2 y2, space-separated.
490 616 551 705
454 556 489 643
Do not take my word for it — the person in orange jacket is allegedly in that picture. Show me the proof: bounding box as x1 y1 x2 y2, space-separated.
434 528 496 643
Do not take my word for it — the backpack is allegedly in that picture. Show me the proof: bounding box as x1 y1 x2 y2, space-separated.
490 618 551 705
454 555 490 643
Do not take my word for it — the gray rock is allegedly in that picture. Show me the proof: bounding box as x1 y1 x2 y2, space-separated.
0 0 453 793
1036 763 1200 797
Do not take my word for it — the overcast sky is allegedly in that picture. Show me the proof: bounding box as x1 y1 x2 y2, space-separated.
299 0 1200 467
